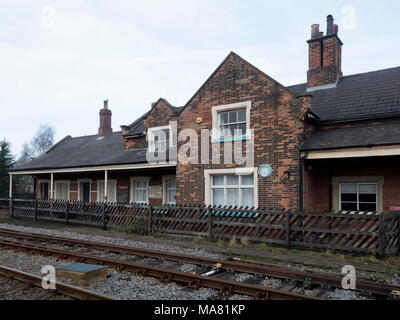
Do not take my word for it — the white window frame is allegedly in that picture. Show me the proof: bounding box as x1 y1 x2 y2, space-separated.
38 179 50 200
97 179 117 202
332 176 384 213
162 175 176 205
204 168 258 208
147 125 173 152
211 101 251 142
130 177 149 204
54 180 70 200
77 179 92 202
339 182 378 212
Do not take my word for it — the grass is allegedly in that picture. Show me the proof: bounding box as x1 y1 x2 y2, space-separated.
188 234 400 273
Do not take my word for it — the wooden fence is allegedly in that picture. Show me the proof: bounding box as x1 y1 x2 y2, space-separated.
1 198 399 256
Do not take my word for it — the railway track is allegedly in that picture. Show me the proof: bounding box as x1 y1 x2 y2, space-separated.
0 236 320 300
0 265 114 300
0 228 397 299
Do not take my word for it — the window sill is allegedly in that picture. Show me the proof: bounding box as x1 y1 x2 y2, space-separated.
212 136 249 143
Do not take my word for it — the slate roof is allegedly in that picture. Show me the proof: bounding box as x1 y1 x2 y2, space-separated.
122 98 184 137
288 66 400 123
300 121 400 151
11 132 150 171
12 53 400 172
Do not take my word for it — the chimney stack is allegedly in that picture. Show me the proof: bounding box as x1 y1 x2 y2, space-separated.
99 100 112 136
307 15 343 89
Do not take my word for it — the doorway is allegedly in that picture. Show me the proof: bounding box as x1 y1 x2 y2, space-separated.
80 182 91 203
40 183 49 200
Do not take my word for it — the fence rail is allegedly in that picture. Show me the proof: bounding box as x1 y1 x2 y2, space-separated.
1 197 399 256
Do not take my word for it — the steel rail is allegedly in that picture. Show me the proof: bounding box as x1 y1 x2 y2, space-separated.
0 238 320 300
0 265 114 300
0 228 396 297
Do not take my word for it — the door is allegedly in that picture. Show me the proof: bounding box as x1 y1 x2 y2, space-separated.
82 182 90 203
40 183 49 200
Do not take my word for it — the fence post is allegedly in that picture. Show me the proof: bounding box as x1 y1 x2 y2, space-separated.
398 213 400 255
285 212 290 249
300 213 304 243
102 202 107 230
34 199 38 222
50 199 53 218
9 197 14 218
378 213 386 258
65 201 69 225
147 205 153 236
208 207 214 240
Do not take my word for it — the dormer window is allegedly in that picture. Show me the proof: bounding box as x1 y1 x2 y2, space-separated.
148 126 172 152
212 101 251 142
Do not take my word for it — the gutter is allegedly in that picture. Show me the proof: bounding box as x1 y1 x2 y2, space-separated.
300 141 400 153
9 161 177 175
317 112 400 125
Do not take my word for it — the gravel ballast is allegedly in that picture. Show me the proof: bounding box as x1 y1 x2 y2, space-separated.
0 248 219 300
0 222 397 300
0 223 223 259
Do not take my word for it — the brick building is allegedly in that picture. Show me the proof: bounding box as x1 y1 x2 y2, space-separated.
10 15 400 212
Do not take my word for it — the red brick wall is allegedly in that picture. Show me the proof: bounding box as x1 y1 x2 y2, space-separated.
304 156 400 211
176 53 310 210
307 35 342 88
124 99 179 150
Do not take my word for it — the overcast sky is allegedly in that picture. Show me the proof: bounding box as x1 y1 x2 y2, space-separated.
1 0 399 156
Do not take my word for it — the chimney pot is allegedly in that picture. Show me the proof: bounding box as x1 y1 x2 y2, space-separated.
326 15 334 35
104 99 108 109
334 24 339 34
311 24 319 39
319 31 324 37
311 24 320 38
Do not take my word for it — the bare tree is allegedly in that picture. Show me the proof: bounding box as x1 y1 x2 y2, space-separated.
20 124 56 161
15 124 56 195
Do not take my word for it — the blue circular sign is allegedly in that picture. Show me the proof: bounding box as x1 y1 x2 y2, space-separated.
258 165 272 178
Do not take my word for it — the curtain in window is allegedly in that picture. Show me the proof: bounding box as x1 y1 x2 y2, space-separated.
55 183 69 200
211 174 254 207
134 181 148 203
98 181 117 202
166 181 176 204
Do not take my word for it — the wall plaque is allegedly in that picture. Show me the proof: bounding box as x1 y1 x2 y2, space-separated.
258 164 272 178
149 185 162 199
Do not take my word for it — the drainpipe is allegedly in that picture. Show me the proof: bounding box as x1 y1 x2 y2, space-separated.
299 151 309 211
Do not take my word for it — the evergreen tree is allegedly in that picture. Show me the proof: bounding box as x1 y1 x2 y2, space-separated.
0 139 14 195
